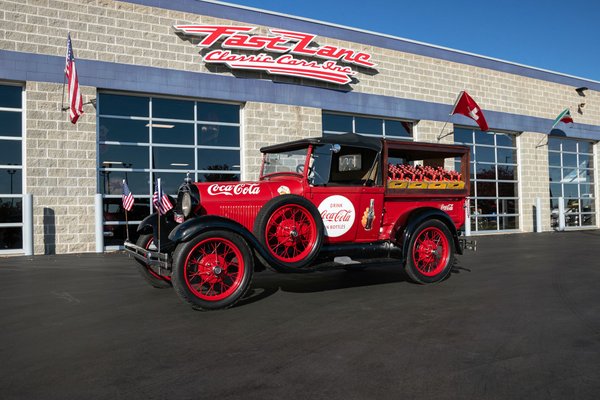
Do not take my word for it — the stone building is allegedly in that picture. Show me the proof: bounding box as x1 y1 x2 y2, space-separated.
1 0 599 255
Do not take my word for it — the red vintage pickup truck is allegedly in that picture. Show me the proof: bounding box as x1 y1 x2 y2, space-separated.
125 133 474 310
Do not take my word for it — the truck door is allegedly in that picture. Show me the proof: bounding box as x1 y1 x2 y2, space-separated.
308 144 384 243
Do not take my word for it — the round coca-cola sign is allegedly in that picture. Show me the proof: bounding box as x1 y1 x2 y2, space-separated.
318 195 355 237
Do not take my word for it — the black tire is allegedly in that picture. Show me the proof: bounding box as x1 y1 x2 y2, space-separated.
171 230 253 311
253 195 324 272
134 234 172 289
404 219 455 284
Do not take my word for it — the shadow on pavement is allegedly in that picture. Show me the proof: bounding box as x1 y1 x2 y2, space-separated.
237 259 473 307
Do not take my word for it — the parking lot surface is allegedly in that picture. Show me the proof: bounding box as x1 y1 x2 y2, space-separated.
1 230 599 400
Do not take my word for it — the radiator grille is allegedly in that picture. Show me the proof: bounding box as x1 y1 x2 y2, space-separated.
219 205 262 230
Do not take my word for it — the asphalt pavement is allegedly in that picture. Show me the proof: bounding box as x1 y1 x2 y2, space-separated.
1 230 599 400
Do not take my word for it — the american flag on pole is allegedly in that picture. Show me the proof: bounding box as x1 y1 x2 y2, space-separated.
65 33 84 124
152 178 173 215
122 180 134 212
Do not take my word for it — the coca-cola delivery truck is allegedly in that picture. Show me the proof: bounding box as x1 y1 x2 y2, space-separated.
125 133 474 311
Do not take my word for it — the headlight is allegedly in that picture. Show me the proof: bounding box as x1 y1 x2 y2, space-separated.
181 192 192 217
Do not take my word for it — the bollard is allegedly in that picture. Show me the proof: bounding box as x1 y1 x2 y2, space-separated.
558 197 565 231
535 197 542 233
23 194 33 255
464 198 471 237
95 194 104 253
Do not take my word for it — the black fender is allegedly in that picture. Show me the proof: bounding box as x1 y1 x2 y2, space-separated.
137 213 157 234
398 208 463 263
136 211 178 252
168 215 282 270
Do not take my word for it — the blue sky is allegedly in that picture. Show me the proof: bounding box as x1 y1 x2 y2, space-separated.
222 0 600 82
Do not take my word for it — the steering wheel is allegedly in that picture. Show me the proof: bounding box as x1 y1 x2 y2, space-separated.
296 163 327 184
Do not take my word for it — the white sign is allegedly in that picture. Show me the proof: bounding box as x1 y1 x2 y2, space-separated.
318 195 355 237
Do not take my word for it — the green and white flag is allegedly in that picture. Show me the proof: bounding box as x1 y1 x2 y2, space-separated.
551 108 574 129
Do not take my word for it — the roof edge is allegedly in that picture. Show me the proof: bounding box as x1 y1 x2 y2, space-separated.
120 0 600 91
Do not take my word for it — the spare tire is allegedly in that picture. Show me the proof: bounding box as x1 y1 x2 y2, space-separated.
253 195 324 272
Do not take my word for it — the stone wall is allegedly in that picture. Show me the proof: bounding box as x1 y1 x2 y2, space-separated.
25 81 97 254
518 132 551 232
243 103 321 181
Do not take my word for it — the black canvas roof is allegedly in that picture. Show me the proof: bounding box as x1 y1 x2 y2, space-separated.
260 133 383 153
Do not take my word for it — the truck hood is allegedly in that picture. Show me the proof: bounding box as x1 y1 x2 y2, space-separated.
194 176 304 203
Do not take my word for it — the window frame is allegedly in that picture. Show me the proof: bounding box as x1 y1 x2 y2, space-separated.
322 111 414 140
0 82 26 254
548 136 596 229
97 91 242 250
454 126 520 233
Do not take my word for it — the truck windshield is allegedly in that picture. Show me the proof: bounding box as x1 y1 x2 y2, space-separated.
262 148 308 176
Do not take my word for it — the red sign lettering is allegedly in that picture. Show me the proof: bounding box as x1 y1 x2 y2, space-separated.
173 25 376 85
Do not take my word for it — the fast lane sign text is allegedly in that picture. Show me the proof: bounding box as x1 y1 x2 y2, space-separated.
173 25 376 85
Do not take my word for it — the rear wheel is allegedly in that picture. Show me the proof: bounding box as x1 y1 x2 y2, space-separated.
404 219 454 284
134 233 171 289
171 230 253 311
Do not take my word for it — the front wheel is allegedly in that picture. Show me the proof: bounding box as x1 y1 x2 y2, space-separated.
404 219 455 284
134 233 172 289
171 230 253 311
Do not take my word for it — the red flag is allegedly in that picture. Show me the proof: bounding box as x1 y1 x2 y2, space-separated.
65 33 84 124
451 91 489 131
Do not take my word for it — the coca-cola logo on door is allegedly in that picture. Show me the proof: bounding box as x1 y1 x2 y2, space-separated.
318 195 356 237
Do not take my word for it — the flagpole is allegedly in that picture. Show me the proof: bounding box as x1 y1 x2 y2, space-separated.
61 33 68 113
437 91 463 142
157 178 161 255
61 73 67 113
125 208 130 242
436 118 451 142
449 91 464 116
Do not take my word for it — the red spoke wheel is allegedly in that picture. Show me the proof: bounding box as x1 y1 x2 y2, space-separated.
254 195 324 272
134 233 172 289
171 230 253 311
404 219 455 284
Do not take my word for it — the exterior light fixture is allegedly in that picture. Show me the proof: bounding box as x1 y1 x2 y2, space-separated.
145 123 175 128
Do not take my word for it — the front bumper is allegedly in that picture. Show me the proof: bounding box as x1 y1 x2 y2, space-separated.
124 240 170 269
459 238 477 252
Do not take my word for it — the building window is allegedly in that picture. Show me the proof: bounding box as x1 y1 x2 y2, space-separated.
0 84 24 252
454 127 519 232
98 92 241 248
548 137 595 228
322 112 412 139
